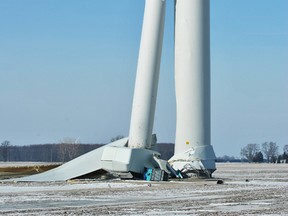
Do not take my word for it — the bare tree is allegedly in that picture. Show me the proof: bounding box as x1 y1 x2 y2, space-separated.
262 142 279 163
283 144 288 154
253 151 264 163
240 143 260 162
0 140 11 162
58 137 80 162
281 145 288 163
110 135 124 142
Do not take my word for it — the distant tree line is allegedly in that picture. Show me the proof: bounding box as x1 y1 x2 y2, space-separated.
0 139 175 162
0 140 10 162
240 142 288 163
0 140 104 162
215 155 242 163
4 138 286 163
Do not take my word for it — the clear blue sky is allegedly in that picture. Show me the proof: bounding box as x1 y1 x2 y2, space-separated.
0 0 287 157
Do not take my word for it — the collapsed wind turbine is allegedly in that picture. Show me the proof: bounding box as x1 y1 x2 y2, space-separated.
17 0 216 182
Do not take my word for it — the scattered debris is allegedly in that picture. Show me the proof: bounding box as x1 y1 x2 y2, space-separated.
217 179 224 184
144 168 169 181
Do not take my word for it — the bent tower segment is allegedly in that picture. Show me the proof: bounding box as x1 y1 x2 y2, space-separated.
128 0 166 149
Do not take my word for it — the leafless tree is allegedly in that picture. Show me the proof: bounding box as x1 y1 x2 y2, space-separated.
58 137 80 162
110 135 124 142
240 143 260 162
0 140 11 162
262 142 279 163
283 145 288 154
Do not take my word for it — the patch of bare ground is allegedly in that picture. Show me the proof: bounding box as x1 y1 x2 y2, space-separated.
0 163 61 179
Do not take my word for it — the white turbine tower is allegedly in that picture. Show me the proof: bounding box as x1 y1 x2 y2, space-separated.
169 0 216 175
128 0 166 149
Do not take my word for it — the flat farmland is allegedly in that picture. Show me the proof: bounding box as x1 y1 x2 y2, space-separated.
0 163 287 215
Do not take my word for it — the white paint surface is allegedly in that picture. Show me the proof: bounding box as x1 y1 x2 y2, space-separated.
128 0 166 149
173 0 216 171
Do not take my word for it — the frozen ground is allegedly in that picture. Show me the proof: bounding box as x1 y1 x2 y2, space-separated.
0 162 61 168
0 163 288 215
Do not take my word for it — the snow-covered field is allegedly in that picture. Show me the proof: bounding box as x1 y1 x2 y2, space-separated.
0 163 288 215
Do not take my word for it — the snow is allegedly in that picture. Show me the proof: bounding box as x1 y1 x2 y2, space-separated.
0 181 145 193
0 162 288 215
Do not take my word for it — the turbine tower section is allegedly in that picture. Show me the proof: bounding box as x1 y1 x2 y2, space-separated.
128 0 166 149
170 0 216 176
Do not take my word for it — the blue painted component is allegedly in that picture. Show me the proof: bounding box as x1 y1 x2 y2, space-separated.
144 168 153 181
